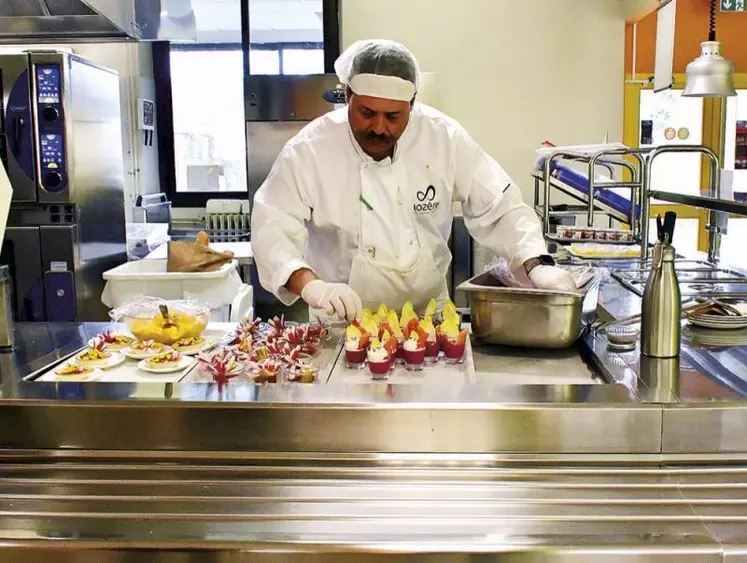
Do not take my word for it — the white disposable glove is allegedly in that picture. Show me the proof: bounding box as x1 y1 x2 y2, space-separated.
528 265 577 293
300 280 363 322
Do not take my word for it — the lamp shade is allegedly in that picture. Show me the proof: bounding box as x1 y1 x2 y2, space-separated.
683 41 737 97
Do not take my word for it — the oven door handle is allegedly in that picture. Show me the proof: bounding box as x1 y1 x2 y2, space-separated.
13 116 24 154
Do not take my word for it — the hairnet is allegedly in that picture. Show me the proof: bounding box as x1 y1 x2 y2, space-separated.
334 39 420 101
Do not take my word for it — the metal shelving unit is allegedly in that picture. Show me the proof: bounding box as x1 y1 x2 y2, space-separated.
533 147 647 246
533 144 747 263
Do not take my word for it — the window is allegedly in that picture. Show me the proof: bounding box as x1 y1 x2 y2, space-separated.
247 43 324 75
724 90 747 196
624 76 711 255
154 0 340 207
639 89 704 198
170 46 247 194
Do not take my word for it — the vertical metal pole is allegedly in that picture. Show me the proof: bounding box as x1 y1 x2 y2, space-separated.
543 155 554 239
641 155 652 261
587 157 596 227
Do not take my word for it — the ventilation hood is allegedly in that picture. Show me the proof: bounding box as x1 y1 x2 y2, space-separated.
0 0 197 42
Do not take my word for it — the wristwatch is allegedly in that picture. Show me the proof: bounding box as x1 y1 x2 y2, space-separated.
524 254 555 275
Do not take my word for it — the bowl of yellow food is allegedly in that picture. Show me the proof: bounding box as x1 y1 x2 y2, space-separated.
112 298 210 345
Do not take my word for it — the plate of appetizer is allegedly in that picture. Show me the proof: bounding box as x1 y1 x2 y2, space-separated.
171 335 213 355
121 339 172 360
138 351 195 374
73 337 125 369
54 364 101 382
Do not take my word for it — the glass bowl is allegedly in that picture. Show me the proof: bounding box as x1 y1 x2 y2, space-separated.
112 298 210 345
601 324 640 351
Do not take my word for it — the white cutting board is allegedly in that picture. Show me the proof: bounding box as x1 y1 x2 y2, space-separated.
0 160 13 250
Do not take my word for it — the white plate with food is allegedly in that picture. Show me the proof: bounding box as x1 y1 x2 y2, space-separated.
171 336 214 355
138 352 195 374
121 340 172 360
98 332 136 351
71 349 126 370
53 364 102 382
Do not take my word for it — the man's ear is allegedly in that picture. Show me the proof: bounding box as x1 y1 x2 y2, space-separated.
345 86 353 104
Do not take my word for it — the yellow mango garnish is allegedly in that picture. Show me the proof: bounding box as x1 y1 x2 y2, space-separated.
424 298 438 318
361 308 373 322
377 304 388 318
443 299 457 320
346 324 362 340
419 316 436 337
400 301 418 328
362 318 378 337
440 315 460 340
381 329 391 341
369 336 382 349
387 310 403 338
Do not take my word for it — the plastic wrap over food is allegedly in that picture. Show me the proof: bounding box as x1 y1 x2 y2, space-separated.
109 296 210 321
109 297 212 344
484 257 598 291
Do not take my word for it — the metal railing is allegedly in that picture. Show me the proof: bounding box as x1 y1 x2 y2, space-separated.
534 144 747 263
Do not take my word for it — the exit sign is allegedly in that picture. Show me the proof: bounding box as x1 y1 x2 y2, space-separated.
721 0 746 12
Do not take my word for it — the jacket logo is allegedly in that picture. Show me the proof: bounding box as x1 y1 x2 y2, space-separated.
416 185 435 202
414 185 440 215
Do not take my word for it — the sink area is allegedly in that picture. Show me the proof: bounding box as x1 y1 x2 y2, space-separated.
610 259 747 298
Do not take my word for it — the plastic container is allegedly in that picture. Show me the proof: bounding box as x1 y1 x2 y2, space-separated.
101 259 252 322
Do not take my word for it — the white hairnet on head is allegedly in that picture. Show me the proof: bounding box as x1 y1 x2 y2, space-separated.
334 39 420 102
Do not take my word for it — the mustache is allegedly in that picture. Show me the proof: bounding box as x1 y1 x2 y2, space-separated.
365 132 393 142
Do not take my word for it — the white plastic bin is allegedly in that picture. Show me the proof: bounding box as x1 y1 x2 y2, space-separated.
101 259 253 322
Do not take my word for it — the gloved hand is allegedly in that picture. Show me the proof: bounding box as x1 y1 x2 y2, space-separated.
528 265 577 293
301 280 363 321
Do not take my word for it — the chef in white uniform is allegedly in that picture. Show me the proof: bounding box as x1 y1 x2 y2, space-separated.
251 39 576 321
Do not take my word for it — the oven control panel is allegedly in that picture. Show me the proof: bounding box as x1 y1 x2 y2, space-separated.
34 64 66 194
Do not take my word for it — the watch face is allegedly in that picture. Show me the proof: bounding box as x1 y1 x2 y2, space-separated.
539 255 555 266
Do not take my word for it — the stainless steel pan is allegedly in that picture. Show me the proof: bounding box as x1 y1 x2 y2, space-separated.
457 271 601 349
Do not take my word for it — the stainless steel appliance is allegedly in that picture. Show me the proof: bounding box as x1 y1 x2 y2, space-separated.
0 51 126 321
0 0 193 42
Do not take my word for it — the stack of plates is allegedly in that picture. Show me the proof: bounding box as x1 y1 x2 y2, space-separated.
683 326 747 348
687 313 747 330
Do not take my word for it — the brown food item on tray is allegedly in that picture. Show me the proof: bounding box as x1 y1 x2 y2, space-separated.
167 241 234 273
196 231 210 246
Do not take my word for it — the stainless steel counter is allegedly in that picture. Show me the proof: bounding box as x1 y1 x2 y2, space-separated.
0 278 746 559
0 450 745 562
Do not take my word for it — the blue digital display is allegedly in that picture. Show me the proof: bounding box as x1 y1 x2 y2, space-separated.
36 65 61 104
40 134 63 169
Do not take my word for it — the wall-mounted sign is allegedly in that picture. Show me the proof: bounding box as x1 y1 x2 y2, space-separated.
721 0 746 12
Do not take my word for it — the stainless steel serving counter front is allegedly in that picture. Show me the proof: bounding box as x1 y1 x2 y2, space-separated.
0 280 746 560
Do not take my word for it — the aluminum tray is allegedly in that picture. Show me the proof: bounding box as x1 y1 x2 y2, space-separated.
457 272 600 349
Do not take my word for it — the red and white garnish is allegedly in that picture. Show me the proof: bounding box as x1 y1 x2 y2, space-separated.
197 348 241 389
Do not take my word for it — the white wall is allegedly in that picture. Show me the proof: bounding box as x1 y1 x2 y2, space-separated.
342 0 625 203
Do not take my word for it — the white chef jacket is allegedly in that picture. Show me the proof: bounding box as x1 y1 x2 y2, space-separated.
251 103 547 313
